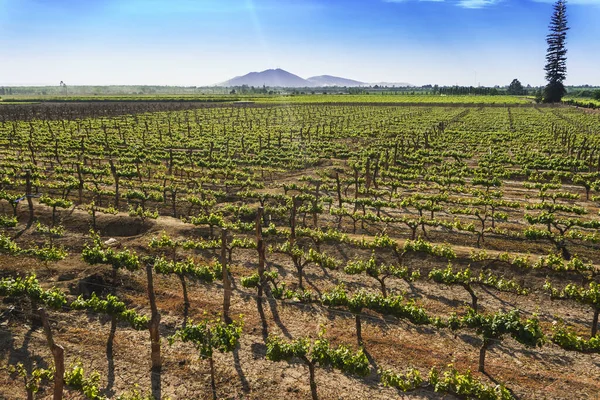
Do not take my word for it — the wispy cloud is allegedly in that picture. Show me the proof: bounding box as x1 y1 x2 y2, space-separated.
458 0 501 8
383 0 501 8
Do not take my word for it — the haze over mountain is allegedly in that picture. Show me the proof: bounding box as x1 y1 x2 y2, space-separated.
306 75 364 87
219 69 412 88
221 69 308 88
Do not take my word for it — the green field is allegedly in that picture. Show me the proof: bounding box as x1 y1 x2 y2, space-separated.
564 97 600 107
0 93 534 105
253 94 533 104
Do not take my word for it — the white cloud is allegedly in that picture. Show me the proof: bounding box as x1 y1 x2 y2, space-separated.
457 0 501 8
383 0 502 8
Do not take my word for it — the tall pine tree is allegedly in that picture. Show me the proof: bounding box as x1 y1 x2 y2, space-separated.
543 0 569 103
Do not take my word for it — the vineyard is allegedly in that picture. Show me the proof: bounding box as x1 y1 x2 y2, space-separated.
0 100 600 399
0 93 533 105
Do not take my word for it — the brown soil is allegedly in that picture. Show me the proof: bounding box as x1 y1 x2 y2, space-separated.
1 189 599 400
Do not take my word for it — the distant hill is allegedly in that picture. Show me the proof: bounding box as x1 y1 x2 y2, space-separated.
220 69 310 87
218 68 411 88
306 75 364 87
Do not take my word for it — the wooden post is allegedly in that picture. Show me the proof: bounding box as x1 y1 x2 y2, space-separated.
76 164 84 204
146 261 162 371
372 155 380 189
353 166 359 203
25 169 34 228
365 157 371 190
39 308 64 400
593 307 599 337
306 359 319 400
109 159 119 208
209 356 217 400
290 196 298 246
355 314 363 347
256 207 266 293
221 228 232 324
335 172 342 209
313 183 320 228
478 338 489 373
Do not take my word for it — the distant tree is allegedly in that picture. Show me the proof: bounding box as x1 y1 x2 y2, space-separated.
543 0 569 103
507 79 524 95
594 90 600 101
59 81 68 96
534 88 544 104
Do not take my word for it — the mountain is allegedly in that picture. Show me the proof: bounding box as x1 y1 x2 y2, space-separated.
306 75 364 87
218 68 412 88
220 68 310 87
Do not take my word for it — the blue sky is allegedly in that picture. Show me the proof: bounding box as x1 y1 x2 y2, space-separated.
0 0 598 86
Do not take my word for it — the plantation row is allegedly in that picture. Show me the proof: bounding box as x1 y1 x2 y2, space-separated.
0 218 597 400
1 105 600 260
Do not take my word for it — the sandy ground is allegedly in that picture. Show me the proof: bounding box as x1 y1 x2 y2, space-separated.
1 192 599 400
